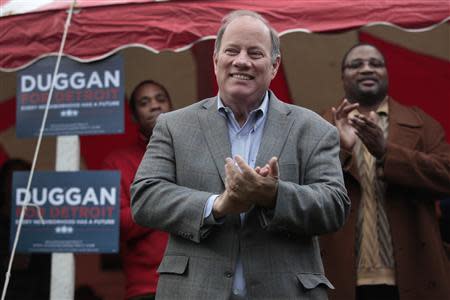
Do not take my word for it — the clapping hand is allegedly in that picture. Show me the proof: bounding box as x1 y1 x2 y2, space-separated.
332 99 359 151
349 112 386 159
213 156 279 218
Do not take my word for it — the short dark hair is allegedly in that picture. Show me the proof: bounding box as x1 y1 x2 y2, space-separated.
129 80 172 118
214 10 281 64
341 43 386 73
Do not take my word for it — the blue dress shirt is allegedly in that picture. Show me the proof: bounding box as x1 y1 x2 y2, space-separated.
203 92 269 297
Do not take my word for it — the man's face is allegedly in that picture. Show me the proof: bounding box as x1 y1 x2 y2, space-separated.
133 83 171 137
213 16 280 106
342 45 388 106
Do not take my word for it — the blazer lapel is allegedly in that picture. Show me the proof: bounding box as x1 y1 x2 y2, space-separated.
387 97 422 150
256 93 294 168
198 97 231 184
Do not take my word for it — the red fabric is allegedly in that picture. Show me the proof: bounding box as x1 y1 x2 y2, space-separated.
1 0 448 70
359 32 450 141
192 39 292 103
270 62 292 103
0 97 13 166
102 133 168 299
0 97 15 131
37 0 157 15
192 40 218 100
0 144 8 167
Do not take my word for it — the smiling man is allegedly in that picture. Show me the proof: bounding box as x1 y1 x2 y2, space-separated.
321 44 450 300
131 10 349 300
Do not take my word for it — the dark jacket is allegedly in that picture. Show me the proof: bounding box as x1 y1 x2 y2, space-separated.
321 97 450 300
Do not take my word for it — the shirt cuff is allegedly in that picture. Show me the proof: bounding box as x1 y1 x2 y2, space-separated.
203 194 225 225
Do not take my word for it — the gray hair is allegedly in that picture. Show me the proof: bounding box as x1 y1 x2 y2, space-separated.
214 10 281 63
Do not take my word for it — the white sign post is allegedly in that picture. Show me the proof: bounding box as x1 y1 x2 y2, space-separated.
50 135 80 300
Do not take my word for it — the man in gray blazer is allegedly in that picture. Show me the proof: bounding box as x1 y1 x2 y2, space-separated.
131 10 350 300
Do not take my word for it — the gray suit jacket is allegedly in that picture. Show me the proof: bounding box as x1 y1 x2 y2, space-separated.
131 92 350 300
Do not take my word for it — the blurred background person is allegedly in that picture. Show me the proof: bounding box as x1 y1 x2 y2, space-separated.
0 158 51 300
102 80 172 300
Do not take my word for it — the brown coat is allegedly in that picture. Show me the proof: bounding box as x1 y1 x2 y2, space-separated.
321 97 450 300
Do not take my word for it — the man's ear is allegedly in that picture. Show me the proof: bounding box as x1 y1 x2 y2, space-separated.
213 53 219 76
271 56 281 79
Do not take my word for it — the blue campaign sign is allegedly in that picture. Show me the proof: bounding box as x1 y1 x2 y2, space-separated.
10 171 120 253
16 55 124 138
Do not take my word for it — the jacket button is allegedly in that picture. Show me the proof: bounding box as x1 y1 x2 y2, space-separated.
224 271 233 278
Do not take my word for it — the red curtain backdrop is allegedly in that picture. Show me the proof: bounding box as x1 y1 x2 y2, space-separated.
192 40 218 100
0 97 15 132
359 32 450 141
0 97 13 166
270 62 292 103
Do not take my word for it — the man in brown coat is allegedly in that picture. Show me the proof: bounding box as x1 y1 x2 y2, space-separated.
321 43 450 300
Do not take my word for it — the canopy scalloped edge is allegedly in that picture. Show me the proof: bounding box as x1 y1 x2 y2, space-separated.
1 18 449 73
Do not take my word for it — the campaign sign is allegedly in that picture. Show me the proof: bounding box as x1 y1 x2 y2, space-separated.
10 171 120 253
16 55 124 137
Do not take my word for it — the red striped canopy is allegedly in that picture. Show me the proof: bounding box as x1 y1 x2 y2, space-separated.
1 0 449 71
